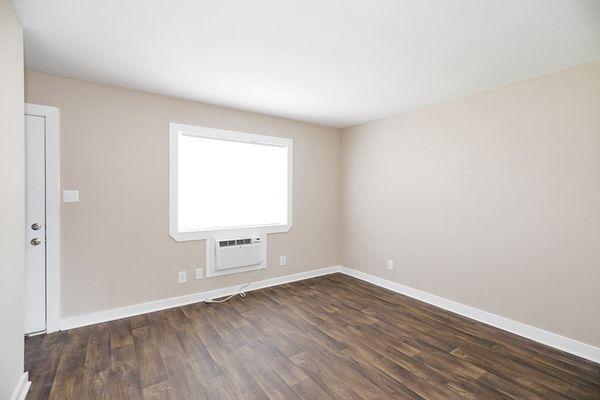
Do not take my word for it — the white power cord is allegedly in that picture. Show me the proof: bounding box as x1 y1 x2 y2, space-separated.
204 263 266 303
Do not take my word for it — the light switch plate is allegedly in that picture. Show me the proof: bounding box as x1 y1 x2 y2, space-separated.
63 190 80 203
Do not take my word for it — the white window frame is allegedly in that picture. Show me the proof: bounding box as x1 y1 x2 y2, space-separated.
169 122 293 241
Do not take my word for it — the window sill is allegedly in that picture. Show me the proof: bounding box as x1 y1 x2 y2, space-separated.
169 223 292 242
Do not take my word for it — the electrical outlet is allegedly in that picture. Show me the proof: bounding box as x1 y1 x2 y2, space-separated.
195 268 203 280
387 259 394 271
280 255 287 266
178 271 187 283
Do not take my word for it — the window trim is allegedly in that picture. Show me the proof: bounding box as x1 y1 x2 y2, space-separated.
169 122 293 241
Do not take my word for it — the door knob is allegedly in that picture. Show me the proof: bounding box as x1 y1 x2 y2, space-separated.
31 223 41 230
31 238 41 246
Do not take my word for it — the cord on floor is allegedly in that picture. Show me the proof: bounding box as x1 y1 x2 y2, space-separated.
204 263 266 303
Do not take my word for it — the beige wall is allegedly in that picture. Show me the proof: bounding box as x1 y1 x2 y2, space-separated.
25 70 341 318
24 60 600 348
0 0 25 397
342 61 600 347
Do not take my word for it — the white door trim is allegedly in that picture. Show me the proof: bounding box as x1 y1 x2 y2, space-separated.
25 104 60 333
9 372 30 400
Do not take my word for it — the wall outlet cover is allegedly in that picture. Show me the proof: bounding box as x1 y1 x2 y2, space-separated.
387 259 394 271
280 255 287 266
178 271 187 283
195 268 203 279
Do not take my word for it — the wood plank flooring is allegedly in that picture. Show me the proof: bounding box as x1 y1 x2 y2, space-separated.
25 273 600 399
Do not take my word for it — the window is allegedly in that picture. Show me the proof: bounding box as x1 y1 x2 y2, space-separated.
169 123 293 241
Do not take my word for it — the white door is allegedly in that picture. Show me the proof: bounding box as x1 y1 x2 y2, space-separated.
25 114 47 334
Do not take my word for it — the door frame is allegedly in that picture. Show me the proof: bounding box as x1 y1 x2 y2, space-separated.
25 103 60 333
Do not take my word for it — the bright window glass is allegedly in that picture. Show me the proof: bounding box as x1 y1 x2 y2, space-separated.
177 134 289 232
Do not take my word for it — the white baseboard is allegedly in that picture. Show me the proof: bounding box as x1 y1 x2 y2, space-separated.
56 264 599 364
59 266 340 331
10 372 30 400
338 266 600 364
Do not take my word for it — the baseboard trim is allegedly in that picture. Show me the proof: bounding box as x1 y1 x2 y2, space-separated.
57 264 599 364
59 266 340 331
10 372 30 400
338 266 600 364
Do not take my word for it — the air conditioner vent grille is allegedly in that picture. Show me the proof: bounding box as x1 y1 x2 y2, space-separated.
219 238 257 247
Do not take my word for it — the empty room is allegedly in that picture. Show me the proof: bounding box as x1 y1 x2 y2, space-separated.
1 0 599 399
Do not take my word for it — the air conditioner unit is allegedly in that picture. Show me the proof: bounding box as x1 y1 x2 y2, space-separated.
206 235 266 277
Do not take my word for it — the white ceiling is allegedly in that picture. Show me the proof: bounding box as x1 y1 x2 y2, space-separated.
12 0 600 128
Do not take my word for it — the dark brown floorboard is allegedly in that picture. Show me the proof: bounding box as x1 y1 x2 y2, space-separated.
25 274 600 399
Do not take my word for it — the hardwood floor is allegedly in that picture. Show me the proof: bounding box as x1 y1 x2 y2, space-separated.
25 273 600 399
